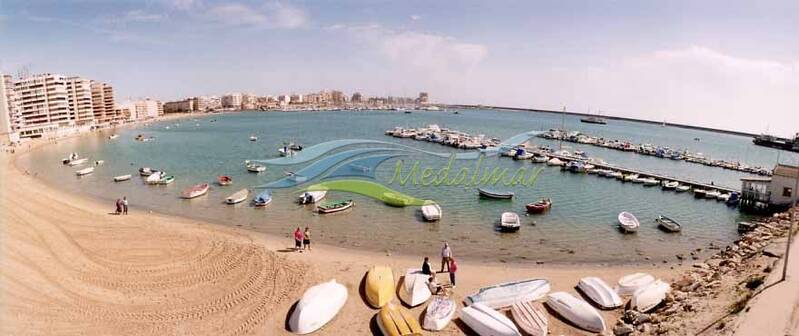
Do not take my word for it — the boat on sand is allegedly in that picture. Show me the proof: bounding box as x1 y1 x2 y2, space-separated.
460 302 520 336
217 175 233 186
656 215 681 232
398 269 431 307
464 278 550 309
422 296 456 331
576 277 623 309
252 190 272 207
298 190 326 204
618 212 640 233
616 273 656 296
181 183 209 199
546 292 606 333
113 174 132 182
631 280 671 312
75 167 94 176
365 266 394 308
288 279 348 334
510 301 548 336
377 302 423 336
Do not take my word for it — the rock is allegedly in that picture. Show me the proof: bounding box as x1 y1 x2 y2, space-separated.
693 262 709 269
763 241 787 258
613 323 635 336
634 313 652 325
639 323 651 333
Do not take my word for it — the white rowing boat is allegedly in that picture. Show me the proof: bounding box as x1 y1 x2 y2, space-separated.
75 167 94 176
545 292 606 333
460 302 521 336
398 269 431 307
618 211 640 233
464 278 550 309
422 296 456 331
113 174 132 182
225 189 249 204
631 279 671 312
68 158 88 166
499 212 521 232
288 279 348 334
510 301 547 336
577 277 623 309
298 190 327 204
616 273 656 296
421 203 442 221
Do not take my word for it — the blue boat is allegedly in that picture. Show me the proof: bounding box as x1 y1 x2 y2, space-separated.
566 161 586 173
726 192 740 206
252 189 273 207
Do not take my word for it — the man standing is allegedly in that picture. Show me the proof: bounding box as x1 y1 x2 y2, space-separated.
122 196 128 215
440 242 452 273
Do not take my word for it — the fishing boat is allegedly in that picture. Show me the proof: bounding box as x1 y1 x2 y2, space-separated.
566 161 586 173
631 280 671 312
531 154 548 163
158 175 175 185
217 175 233 186
145 171 163 184
676 185 691 192
499 212 521 232
317 199 354 214
546 157 564 166
510 301 547 336
609 171 623 179
580 116 607 125
618 212 640 233
252 190 273 207
460 302 521 336
377 303 423 336
525 198 552 213
225 189 249 204
717 193 731 202
298 190 327 204
422 296 456 331
139 167 156 176
278 147 295 157
616 273 656 296
693 189 707 198
726 192 740 206
288 279 348 335
246 163 266 173
622 173 638 182
75 167 94 176
181 183 209 199
576 277 623 309
477 188 514 199
61 152 80 165
705 190 721 199
464 278 550 309
68 158 89 166
365 266 395 308
546 292 606 333
420 203 442 221
656 215 681 232
632 176 647 184
249 134 257 141
113 174 132 182
662 181 679 190
398 269 432 307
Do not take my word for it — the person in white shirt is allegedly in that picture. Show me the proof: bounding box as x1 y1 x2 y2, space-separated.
440 242 452 273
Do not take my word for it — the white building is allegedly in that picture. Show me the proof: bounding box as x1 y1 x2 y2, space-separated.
117 98 162 121
221 93 243 109
0 74 18 143
14 74 74 139
65 76 95 126
741 163 799 212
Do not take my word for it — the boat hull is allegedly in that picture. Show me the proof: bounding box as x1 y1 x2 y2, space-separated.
465 278 550 309
511 301 548 336
365 266 394 308
289 280 348 334
461 303 520 336
422 296 456 331
546 292 605 333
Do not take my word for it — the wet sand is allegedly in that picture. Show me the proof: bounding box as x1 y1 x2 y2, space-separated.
1 137 680 335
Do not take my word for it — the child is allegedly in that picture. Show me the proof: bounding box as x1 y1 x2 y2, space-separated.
448 258 458 288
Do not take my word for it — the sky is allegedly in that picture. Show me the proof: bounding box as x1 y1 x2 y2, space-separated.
1 0 797 136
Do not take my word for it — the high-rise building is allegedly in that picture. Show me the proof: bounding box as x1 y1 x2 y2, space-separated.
14 74 73 138
91 81 116 124
118 98 162 120
221 93 243 109
418 92 429 104
65 76 95 125
351 92 363 103
0 74 17 143
331 90 345 104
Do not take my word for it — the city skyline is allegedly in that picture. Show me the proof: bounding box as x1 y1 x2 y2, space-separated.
2 1 798 136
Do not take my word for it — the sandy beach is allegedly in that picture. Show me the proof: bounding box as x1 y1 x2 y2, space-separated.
1 137 681 335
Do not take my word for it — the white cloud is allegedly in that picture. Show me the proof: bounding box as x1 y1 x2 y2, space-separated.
201 2 307 29
110 10 166 23
266 2 308 29
410 15 421 21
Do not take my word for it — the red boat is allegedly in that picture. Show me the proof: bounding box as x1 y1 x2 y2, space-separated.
217 175 232 186
525 198 552 213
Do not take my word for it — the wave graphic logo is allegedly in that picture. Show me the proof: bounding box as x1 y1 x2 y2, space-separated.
248 131 541 206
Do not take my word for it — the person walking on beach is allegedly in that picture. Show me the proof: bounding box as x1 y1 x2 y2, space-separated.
440 242 452 272
421 257 432 275
293 227 304 251
303 227 311 251
122 196 128 215
448 258 458 288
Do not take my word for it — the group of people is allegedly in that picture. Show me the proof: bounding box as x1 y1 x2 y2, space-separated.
115 197 128 215
293 227 312 252
422 242 458 295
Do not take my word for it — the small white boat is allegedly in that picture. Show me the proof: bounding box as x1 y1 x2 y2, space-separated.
656 215 682 232
616 273 656 296
420 203 442 221
113 174 132 182
145 171 163 184
618 212 640 233
577 277 623 309
249 135 257 141
139 167 155 176
460 302 521 336
662 181 679 190
108 134 119 139
632 176 647 184
75 167 94 176
642 178 660 186
545 292 606 333
423 296 456 331
631 280 671 312
181 183 209 199
225 189 249 204
622 173 638 182
68 158 89 166
398 269 432 307
246 163 266 173
675 185 691 192
609 171 623 179
510 301 548 336
95 160 104 166
531 155 548 163
298 190 327 204
499 212 521 232
288 279 348 334
546 158 564 166
464 278 550 309
705 190 721 199
278 147 295 157
717 193 731 202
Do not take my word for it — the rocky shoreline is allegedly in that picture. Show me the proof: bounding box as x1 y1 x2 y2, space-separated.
611 208 796 335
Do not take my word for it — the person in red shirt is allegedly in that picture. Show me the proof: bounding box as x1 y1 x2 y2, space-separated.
294 227 304 251
448 258 458 288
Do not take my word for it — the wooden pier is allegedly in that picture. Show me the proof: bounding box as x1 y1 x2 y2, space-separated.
546 152 740 193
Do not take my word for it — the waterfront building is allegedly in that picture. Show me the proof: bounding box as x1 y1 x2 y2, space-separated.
740 163 799 212
90 81 117 125
289 94 303 104
221 93 243 109
417 92 429 104
163 99 196 113
65 76 95 126
118 98 163 120
351 92 363 103
0 74 18 143
14 74 73 139
331 90 346 104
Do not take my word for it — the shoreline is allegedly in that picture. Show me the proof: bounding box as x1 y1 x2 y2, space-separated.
2 124 681 335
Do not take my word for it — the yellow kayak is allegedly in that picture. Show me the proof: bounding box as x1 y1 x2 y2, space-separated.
365 266 395 308
377 303 423 336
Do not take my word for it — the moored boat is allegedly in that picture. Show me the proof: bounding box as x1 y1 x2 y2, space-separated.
656 215 681 232
298 190 327 204
252 189 273 207
138 167 156 176
705 190 721 199
365 266 395 308
616 273 655 296
377 303 423 336
217 175 233 186
317 199 354 214
75 167 94 176
499 212 521 232
420 203 442 221
642 178 660 186
510 301 547 336
662 181 679 190
422 296 456 331
546 157 564 166
576 277 623 309
225 189 249 204
68 158 89 166
464 278 550 309
249 134 257 141
113 174 132 182
545 292 606 333
693 189 707 198
288 279 348 334
246 163 266 173
145 171 163 184
618 212 640 233
398 269 432 307
158 175 175 185
460 302 520 336
181 183 209 199
676 185 691 192
477 188 514 199
525 198 552 214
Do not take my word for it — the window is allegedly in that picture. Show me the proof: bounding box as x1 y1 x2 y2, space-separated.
785 187 794 198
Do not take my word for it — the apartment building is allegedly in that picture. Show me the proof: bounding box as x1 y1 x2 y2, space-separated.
65 76 95 125
0 74 17 143
13 74 73 138
91 81 116 125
